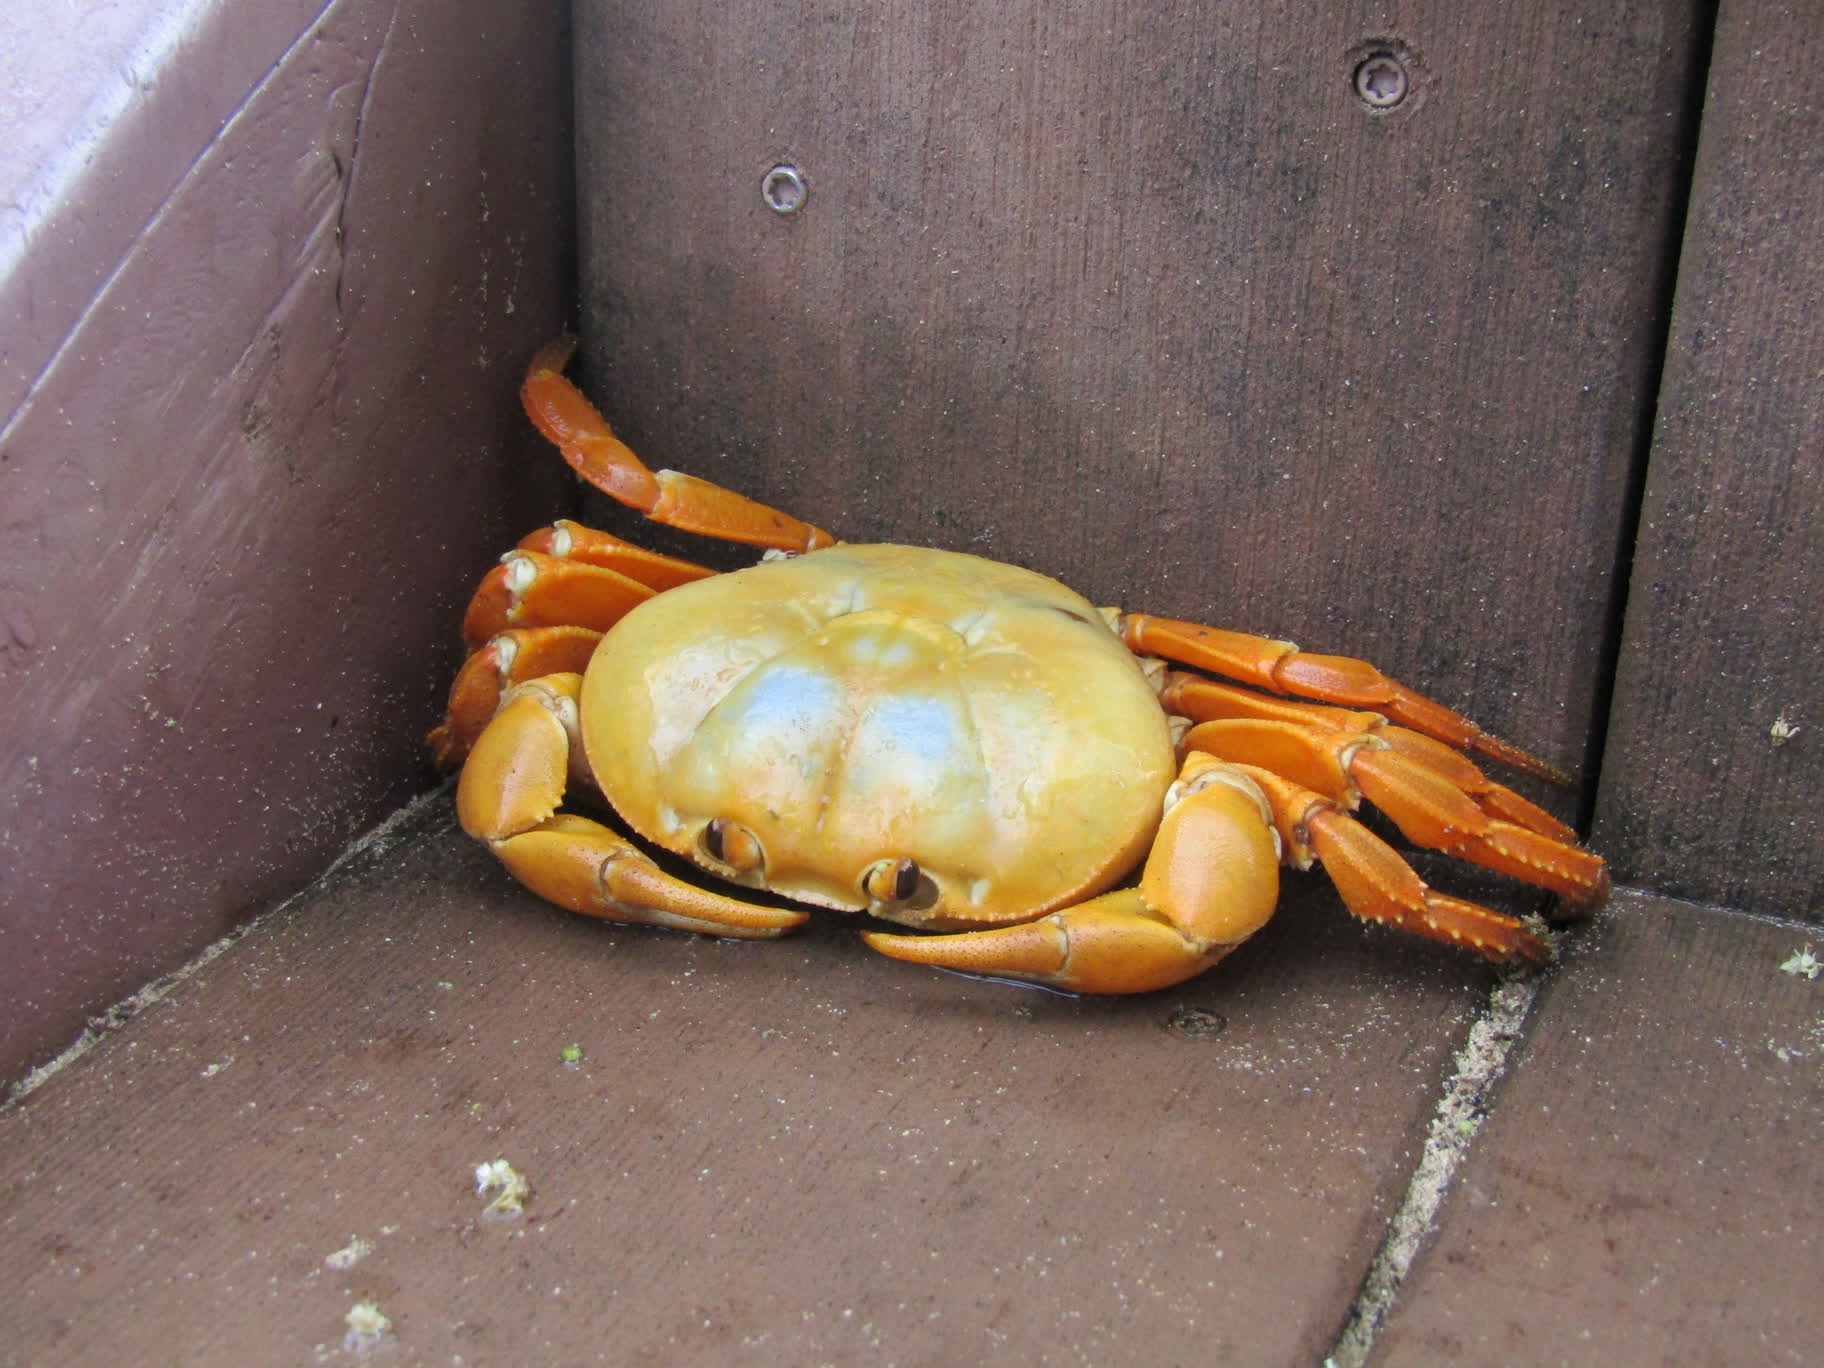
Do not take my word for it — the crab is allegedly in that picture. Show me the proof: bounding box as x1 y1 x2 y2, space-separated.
429 339 1608 994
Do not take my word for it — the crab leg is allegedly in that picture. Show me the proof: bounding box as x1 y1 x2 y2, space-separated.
432 522 719 768
435 551 656 773
455 672 809 937
862 755 1283 994
524 338 836 553
1183 716 1607 908
462 552 663 648
519 519 719 588
430 625 603 770
1121 613 1571 785
462 524 717 649
1235 765 1552 966
1163 674 1576 841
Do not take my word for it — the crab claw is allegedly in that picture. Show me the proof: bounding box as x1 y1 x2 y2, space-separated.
862 758 1282 993
492 814 810 937
861 891 1228 995
458 672 809 937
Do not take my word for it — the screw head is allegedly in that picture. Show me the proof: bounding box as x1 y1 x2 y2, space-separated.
1353 51 1410 109
761 164 807 214
1164 1005 1228 1040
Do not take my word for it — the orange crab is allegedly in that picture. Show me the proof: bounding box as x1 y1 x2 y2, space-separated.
429 340 1608 994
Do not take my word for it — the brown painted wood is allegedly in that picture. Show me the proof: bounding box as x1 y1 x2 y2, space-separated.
572 1 1704 818
1 799 1510 1364
1593 3 1824 919
1376 890 1824 1364
0 0 329 422
0 0 574 1084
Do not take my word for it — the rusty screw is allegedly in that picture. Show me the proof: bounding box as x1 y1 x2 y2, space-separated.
1353 51 1410 109
761 164 807 214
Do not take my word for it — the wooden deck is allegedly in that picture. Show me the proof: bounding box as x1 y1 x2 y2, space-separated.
5 795 1816 1364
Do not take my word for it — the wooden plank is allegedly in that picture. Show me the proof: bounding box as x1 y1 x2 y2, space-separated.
571 0 1704 816
1376 890 1824 1363
0 0 574 1083
0 0 328 420
1593 2 1824 918
1 800 1513 1363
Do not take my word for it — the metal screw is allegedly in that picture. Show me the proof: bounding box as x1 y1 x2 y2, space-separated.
1164 1005 1228 1040
761 164 807 214
1353 51 1409 109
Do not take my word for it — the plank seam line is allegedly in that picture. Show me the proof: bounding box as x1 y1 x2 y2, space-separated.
1323 969 1542 1366
1582 2 1721 831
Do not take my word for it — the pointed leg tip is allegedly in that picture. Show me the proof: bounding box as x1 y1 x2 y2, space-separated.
859 922 1070 984
858 929 942 962
528 335 578 375
427 725 466 772
1558 862 1612 917
1506 929 1555 968
1476 733 1575 788
860 904 1229 995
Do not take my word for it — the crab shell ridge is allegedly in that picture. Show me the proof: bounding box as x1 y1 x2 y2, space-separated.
579 543 1179 929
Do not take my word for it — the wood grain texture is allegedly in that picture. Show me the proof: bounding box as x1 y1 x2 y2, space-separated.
0 0 574 1084
1593 2 1824 918
1376 890 1824 1364
0 0 329 421
571 1 1703 813
0 801 1506 1364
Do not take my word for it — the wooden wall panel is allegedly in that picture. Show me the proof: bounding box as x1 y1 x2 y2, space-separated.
572 0 1704 827
1594 2 1824 918
0 0 573 1084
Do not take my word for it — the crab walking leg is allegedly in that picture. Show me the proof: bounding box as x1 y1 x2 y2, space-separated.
523 337 836 553
1237 764 1551 965
1181 717 1608 909
462 553 660 649
461 521 716 649
434 519 723 767
457 673 809 937
515 519 717 588
434 522 712 768
1163 673 1578 842
862 756 1283 994
430 625 604 770
1122 613 1571 786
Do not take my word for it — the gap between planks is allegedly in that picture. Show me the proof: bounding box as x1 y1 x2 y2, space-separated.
1324 967 1543 1366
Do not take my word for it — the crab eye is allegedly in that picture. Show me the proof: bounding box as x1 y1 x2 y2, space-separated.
699 818 763 874
892 857 920 902
863 857 940 912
